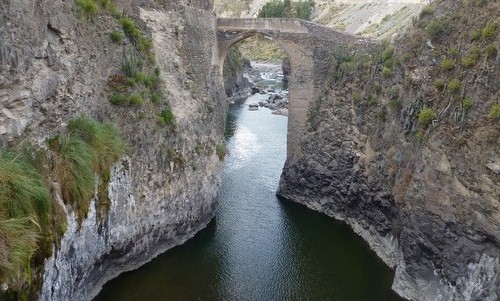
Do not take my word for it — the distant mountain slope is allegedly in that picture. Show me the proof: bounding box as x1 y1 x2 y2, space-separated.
214 0 427 40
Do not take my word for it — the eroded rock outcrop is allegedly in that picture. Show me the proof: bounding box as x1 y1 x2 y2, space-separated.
278 1 499 300
223 46 253 99
1 1 226 300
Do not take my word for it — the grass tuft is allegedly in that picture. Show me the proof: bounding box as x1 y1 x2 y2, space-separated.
0 218 39 280
0 150 51 282
110 30 124 43
51 117 126 224
418 108 437 128
0 151 51 225
76 0 98 19
489 103 500 120
215 143 227 161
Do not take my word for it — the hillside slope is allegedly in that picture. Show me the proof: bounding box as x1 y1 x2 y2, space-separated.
214 0 427 40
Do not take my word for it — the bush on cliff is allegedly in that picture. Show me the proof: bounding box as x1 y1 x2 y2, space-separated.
50 117 126 224
258 0 315 20
76 0 98 19
418 108 437 128
0 150 51 284
295 0 315 20
258 0 291 18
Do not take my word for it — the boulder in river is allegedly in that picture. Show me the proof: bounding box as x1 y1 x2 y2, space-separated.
248 103 259 110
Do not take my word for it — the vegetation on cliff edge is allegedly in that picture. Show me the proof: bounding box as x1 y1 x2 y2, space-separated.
0 117 126 298
258 0 315 20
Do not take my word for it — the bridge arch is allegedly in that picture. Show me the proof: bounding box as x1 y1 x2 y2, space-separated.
217 18 378 163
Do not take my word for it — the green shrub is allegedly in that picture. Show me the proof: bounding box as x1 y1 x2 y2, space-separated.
142 74 160 89
132 72 147 83
486 44 498 59
51 117 126 224
76 0 98 18
109 30 124 43
419 5 435 19
128 94 144 105
384 58 393 69
295 0 315 20
383 46 394 61
109 93 129 105
472 0 487 7
107 2 122 19
352 92 362 103
215 143 227 161
418 107 437 127
98 0 110 8
449 47 459 58
224 46 245 77
52 134 95 223
0 218 39 281
0 149 56 284
376 109 387 121
447 79 461 93
462 97 473 111
461 47 480 68
167 147 176 160
440 58 454 71
489 103 500 120
159 107 176 127
470 29 481 41
382 66 393 77
67 117 126 173
258 0 291 18
138 37 153 53
0 151 51 224
151 93 161 103
126 77 137 87
120 17 142 41
258 0 315 20
426 18 451 38
367 95 379 106
433 78 445 91
388 99 402 111
461 56 477 68
482 23 497 40
123 48 143 77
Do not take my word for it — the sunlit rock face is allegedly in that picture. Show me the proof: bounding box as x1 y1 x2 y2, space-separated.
0 1 225 300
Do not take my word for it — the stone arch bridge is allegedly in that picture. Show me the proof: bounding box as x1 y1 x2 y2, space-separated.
217 18 378 163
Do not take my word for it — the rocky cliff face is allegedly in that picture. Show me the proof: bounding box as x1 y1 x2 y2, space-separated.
278 0 499 300
1 1 226 300
223 47 253 99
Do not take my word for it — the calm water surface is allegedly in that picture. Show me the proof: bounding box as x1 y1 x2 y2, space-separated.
94 68 400 301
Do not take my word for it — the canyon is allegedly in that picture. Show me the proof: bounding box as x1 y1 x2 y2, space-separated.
0 0 498 300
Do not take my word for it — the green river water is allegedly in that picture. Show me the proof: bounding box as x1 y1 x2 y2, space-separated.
94 65 400 301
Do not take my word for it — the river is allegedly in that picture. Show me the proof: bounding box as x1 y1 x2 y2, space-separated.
94 63 400 301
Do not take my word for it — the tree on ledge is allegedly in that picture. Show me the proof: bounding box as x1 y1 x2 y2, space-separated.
257 0 315 20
